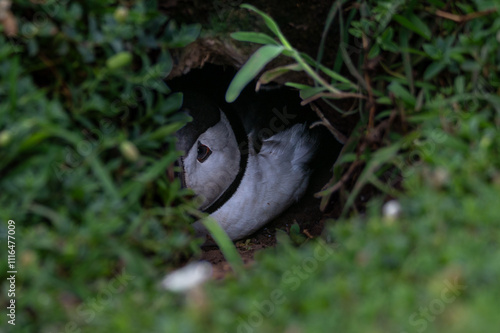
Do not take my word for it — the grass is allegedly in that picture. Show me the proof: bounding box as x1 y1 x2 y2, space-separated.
1 0 500 332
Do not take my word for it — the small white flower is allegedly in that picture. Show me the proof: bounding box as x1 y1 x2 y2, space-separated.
161 261 212 292
383 200 401 220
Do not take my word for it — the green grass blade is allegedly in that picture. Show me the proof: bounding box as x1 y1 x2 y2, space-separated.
225 44 284 102
424 62 446 80
301 52 357 88
136 151 178 183
393 14 431 41
257 63 301 87
201 218 244 276
285 82 313 90
400 28 414 94
300 86 327 100
135 122 186 145
388 82 416 107
316 2 339 75
342 142 402 216
240 4 291 47
90 157 121 202
231 32 279 45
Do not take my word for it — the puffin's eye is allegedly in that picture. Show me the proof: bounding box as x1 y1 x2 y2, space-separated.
197 143 212 163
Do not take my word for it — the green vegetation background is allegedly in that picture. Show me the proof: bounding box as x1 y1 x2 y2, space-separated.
1 0 500 332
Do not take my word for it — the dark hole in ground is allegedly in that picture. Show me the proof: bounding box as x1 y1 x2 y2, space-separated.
167 64 344 276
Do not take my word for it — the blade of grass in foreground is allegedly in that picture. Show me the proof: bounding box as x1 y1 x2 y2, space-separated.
201 217 244 276
225 44 283 103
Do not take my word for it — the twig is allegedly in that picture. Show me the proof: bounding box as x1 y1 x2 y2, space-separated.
315 160 363 198
365 71 375 130
303 229 314 239
432 8 496 23
301 91 366 105
309 103 348 144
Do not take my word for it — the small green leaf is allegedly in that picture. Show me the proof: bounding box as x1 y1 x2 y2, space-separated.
226 44 284 103
240 4 290 47
162 92 184 114
300 52 357 87
455 76 466 94
460 61 481 72
90 157 120 201
337 152 357 164
137 151 178 183
408 13 431 40
135 122 186 145
400 28 414 94
393 14 431 40
166 24 201 48
422 43 441 59
285 82 312 90
388 82 416 106
106 52 133 70
257 63 301 87
376 96 392 105
424 62 446 80
289 222 307 245
230 32 279 45
368 44 381 59
299 86 327 100
241 4 282 39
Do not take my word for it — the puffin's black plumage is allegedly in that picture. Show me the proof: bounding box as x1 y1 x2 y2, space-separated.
175 93 222 155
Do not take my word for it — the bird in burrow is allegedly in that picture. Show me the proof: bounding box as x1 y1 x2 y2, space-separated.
174 91 320 241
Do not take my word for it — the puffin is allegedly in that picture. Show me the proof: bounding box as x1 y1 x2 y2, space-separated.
174 89 320 241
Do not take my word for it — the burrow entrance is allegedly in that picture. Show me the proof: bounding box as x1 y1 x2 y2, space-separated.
168 63 350 275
